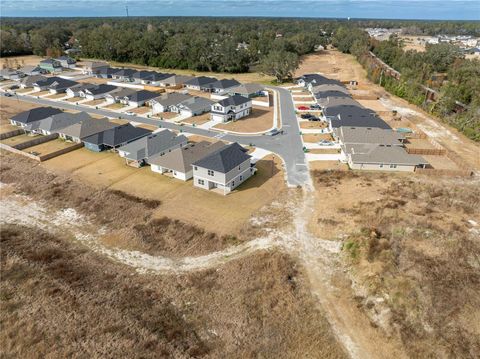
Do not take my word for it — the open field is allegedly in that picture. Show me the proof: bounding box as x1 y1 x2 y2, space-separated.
0 55 44 68
308 169 480 358
214 106 274 133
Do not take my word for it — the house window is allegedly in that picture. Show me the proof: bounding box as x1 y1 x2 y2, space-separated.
208 170 214 176
379 164 384 168
390 164 397 168
240 175 243 181
198 179 204 185
238 166 241 171
232 181 235 187
194 166 198 171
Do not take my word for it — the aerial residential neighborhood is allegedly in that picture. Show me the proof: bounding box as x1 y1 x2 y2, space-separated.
1 6 479 359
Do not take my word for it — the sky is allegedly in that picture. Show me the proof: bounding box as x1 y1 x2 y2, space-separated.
1 0 479 20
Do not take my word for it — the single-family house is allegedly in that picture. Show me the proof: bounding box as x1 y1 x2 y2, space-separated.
226 83 267 98
149 141 224 180
105 88 137 104
192 142 256 195
57 118 118 143
81 84 118 100
148 93 192 114
171 97 214 116
158 75 195 88
132 70 157 84
66 83 97 98
39 59 62 73
25 111 91 135
208 79 241 93
121 90 159 107
118 129 188 167
48 78 79 94
95 67 120 78
19 75 47 89
111 68 137 81
148 73 175 86
18 65 45 76
296 73 340 88
0 69 23 80
10 107 63 128
184 76 217 91
56 56 77 69
346 144 428 172
82 61 109 75
82 123 152 152
326 105 391 131
210 95 252 122
33 77 61 91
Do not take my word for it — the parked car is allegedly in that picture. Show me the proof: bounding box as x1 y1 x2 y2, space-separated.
297 105 309 111
308 116 321 121
9 85 19 90
4 92 13 97
310 104 321 110
318 140 335 146
125 111 136 116
265 128 283 136
301 113 314 119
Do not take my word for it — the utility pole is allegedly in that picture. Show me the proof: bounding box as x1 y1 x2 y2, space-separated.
125 5 129 17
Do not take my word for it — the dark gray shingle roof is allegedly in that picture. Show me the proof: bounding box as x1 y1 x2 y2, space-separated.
192 142 250 173
82 123 151 147
11 107 63 124
216 95 251 107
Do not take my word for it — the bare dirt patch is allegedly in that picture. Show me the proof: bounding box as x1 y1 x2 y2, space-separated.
214 107 274 133
302 133 333 143
308 148 341 154
24 139 78 155
0 133 34 146
300 121 327 129
83 99 106 106
181 113 210 126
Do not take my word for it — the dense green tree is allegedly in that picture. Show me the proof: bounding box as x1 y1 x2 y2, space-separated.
260 49 299 83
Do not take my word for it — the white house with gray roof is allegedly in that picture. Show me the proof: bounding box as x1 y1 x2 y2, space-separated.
149 141 224 180
148 93 192 114
117 129 188 167
191 142 256 195
25 111 91 135
346 145 428 172
171 97 214 116
210 95 252 122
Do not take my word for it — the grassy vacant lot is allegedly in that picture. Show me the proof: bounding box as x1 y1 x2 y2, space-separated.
83 99 106 106
0 223 347 359
309 170 480 358
0 133 33 146
214 106 274 133
300 121 327 129
181 113 211 126
39 147 284 235
302 133 333 143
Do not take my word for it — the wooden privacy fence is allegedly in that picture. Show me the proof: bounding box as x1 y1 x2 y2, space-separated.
0 129 24 140
0 142 83 162
406 147 446 156
13 133 58 150
415 168 472 177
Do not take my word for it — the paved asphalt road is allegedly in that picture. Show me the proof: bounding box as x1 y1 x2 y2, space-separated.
3 87 311 187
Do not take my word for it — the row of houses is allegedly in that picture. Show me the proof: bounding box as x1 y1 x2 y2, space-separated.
9 107 256 195
0 56 78 80
298 74 429 172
